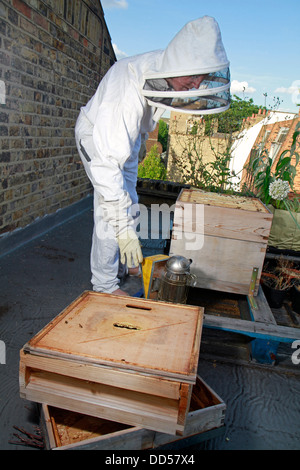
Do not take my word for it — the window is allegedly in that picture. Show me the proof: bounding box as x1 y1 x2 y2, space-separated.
276 127 289 143
258 129 271 154
270 127 289 160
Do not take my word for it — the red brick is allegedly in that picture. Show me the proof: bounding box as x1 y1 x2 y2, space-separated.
32 11 48 31
12 0 31 19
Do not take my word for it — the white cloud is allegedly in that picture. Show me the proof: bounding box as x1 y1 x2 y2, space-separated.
275 81 300 105
275 86 291 93
101 0 128 8
230 80 256 94
275 83 299 94
113 43 128 60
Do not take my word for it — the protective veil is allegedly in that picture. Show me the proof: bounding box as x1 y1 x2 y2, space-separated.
75 16 230 293
142 16 230 115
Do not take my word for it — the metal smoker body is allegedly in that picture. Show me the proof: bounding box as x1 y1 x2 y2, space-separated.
157 256 196 304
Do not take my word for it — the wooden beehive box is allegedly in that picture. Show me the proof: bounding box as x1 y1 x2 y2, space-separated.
40 375 226 450
20 291 203 436
170 189 273 296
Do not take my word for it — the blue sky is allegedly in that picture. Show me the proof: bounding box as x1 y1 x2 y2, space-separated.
101 0 300 113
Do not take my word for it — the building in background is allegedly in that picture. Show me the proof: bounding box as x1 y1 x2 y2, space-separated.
240 109 300 194
231 110 297 190
166 108 299 194
0 0 116 237
167 111 232 184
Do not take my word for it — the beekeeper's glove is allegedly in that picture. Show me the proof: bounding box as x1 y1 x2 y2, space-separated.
117 227 143 268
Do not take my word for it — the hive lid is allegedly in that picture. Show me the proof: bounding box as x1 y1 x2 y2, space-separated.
178 188 271 213
23 291 203 383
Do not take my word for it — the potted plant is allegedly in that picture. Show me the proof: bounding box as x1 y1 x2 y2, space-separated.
282 259 300 313
261 271 292 308
244 122 300 251
261 257 300 309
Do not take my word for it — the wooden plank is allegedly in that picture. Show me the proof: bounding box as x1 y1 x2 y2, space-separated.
247 285 277 325
173 201 272 243
54 428 154 451
21 367 184 435
56 427 154 451
20 292 203 434
171 188 273 297
177 384 192 429
19 350 182 399
156 426 226 450
178 188 269 213
203 313 300 342
41 404 58 450
41 375 226 450
41 404 155 451
153 375 226 447
24 291 203 382
170 233 266 295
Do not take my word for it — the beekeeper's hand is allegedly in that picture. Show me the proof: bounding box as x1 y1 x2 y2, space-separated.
117 227 143 268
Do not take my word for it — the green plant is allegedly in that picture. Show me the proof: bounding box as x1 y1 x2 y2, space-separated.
158 120 169 152
138 145 167 180
205 95 265 134
244 122 300 215
168 96 268 193
169 118 238 192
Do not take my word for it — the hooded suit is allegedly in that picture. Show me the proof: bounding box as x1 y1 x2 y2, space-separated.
75 16 230 293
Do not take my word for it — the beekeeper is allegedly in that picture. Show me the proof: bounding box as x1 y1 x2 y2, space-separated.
75 16 230 295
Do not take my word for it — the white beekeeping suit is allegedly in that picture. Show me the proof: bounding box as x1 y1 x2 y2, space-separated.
75 16 230 294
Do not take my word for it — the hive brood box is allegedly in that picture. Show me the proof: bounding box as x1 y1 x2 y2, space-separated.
40 375 226 450
170 189 273 296
20 291 203 435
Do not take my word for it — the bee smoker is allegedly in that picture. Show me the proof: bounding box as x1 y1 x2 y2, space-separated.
157 255 197 304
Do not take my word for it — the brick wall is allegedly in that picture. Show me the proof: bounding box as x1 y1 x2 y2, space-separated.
145 125 163 155
0 0 116 235
167 111 232 184
242 111 300 194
